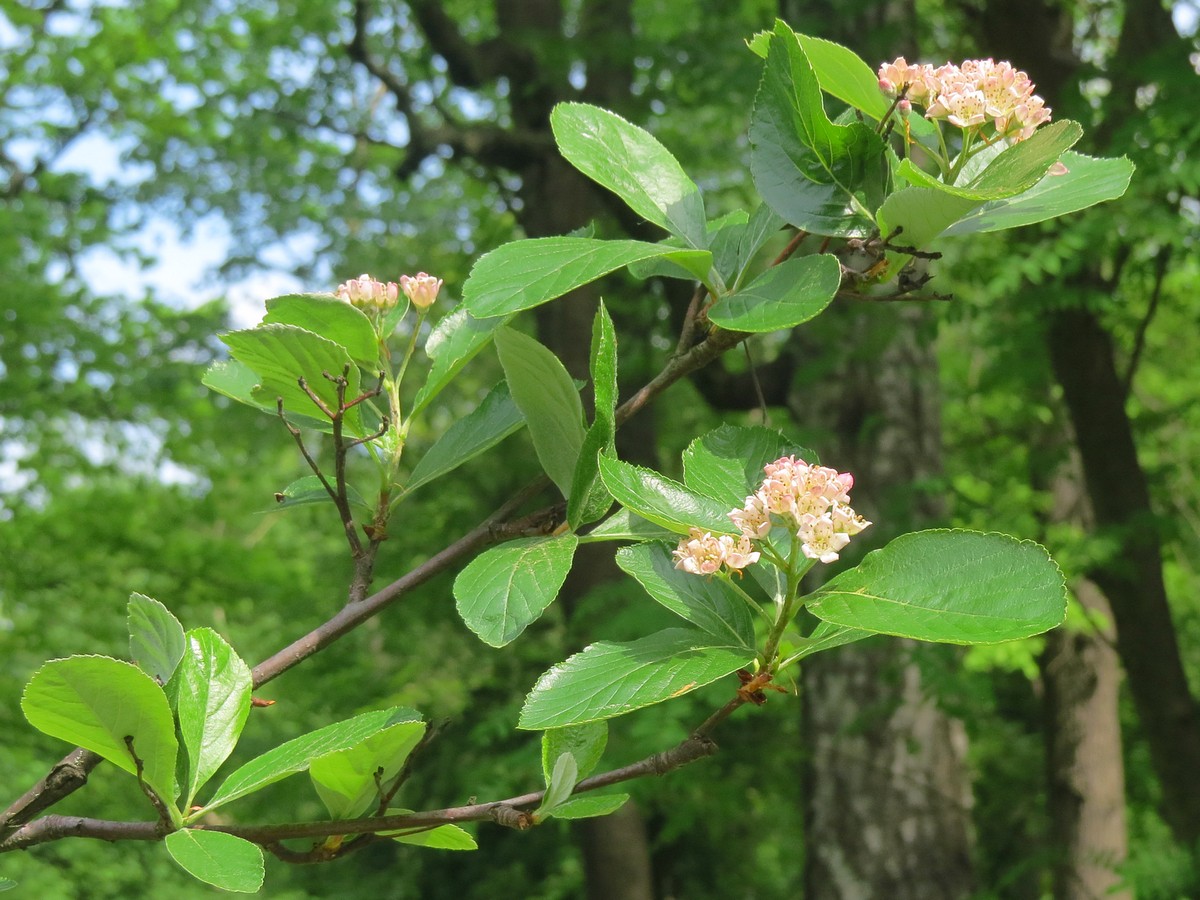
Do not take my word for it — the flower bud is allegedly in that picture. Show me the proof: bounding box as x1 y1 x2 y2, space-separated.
400 272 443 310
337 273 399 312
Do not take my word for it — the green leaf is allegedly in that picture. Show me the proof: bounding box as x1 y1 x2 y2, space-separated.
463 237 711 318
164 830 264 893
203 359 339 433
597 455 736 536
733 204 786 286
411 308 506 417
568 422 616 530
707 254 841 332
682 425 812 508
578 508 679 544
220 324 365 436
494 327 586 497
750 21 887 236
382 812 478 850
880 125 1098 249
896 121 1082 201
874 185 979 253
806 530 1067 644
309 716 426 819
535 752 579 819
173 628 253 809
615 542 755 648
203 707 418 813
944 151 1135 235
406 381 525 494
518 628 755 729
266 474 370 514
785 620 872 662
454 534 580 647
541 722 608 783
128 593 186 685
23 657 177 803
549 793 630 820
588 301 618 430
794 32 892 121
568 303 619 528
552 103 708 249
262 293 380 369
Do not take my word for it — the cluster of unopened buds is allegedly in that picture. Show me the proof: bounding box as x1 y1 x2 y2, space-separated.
673 456 871 576
336 272 443 313
337 274 399 312
877 57 1051 144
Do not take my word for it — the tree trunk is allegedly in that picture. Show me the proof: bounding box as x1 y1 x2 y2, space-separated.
801 305 974 899
1043 578 1129 899
1044 309 1200 844
580 802 656 900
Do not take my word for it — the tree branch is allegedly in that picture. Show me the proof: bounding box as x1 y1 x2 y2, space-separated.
1 711 730 855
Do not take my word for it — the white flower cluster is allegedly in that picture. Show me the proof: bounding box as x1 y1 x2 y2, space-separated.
878 57 1051 142
672 456 871 576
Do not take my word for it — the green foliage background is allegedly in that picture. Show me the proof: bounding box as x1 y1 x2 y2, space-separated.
2 0 1196 896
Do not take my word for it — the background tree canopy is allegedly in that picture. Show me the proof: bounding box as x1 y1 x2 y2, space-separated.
2 0 1197 896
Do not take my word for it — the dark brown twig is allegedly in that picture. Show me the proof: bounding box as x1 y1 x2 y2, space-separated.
1122 245 1171 399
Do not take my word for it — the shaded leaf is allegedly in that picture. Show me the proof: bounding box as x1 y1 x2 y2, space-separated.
681 425 812 508
806 529 1067 644
164 830 264 893
265 474 370 514
518 628 754 729
750 22 887 236
578 508 679 544
707 254 841 332
494 327 586 497
549 793 630 820
597 455 736 535
128 593 186 685
615 542 755 648
411 308 506 417
454 534 580 647
406 381 525 494
542 722 608 783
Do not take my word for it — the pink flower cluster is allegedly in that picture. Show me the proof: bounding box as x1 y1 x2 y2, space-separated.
672 456 871 576
877 57 1051 142
337 273 400 311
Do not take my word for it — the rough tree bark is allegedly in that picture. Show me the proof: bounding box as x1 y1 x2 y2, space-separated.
799 306 975 899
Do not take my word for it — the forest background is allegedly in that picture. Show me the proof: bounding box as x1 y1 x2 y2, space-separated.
1 0 1198 897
